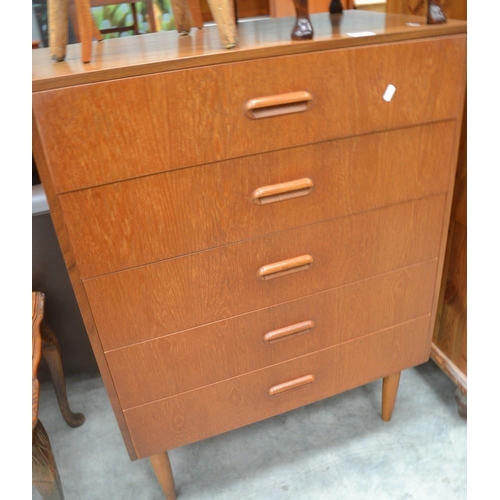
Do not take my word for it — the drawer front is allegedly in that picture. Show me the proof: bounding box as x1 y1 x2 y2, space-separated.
85 195 445 350
61 122 454 278
108 261 437 409
33 36 465 193
124 316 431 457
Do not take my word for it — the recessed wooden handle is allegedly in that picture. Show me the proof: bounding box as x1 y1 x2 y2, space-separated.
245 91 312 119
252 178 314 205
263 320 315 344
268 374 315 396
258 255 313 281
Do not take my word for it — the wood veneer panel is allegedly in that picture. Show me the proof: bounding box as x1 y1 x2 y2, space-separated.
459 322 467 375
32 121 138 460
433 221 467 373
85 195 445 350
124 316 430 457
450 101 467 228
60 122 455 278
109 261 437 408
34 36 465 193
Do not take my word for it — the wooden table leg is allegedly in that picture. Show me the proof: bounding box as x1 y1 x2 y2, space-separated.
42 323 85 428
171 0 193 34
146 0 158 31
382 372 401 422
206 0 238 48
48 0 69 61
33 420 65 500
74 0 94 63
150 452 177 500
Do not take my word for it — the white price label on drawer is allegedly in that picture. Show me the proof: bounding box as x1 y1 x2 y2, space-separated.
383 84 397 102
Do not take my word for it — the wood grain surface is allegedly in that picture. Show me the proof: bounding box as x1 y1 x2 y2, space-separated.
108 261 437 408
33 35 465 193
85 195 445 350
124 316 430 457
59 121 455 278
32 11 466 93
433 220 467 374
32 121 138 460
432 100 467 384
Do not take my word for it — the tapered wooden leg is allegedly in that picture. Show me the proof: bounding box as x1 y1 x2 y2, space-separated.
206 0 238 48
146 0 158 31
74 0 94 63
47 0 69 61
92 17 104 42
382 372 401 422
49 0 69 61
41 323 85 428
171 0 193 34
150 452 177 500
33 421 65 500
69 0 102 42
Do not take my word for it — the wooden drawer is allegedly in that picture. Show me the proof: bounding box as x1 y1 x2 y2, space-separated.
123 316 431 457
85 195 445 350
33 36 466 193
61 122 454 278
108 261 437 409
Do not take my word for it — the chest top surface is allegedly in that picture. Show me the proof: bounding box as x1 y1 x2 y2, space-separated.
32 10 466 92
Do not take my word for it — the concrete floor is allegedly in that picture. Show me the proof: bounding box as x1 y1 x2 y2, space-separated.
33 361 466 500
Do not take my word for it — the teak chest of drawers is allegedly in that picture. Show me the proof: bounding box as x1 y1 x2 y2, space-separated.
32 11 466 498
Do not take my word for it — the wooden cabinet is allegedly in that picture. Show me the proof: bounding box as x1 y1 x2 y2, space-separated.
432 102 467 415
386 0 467 415
32 11 467 497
